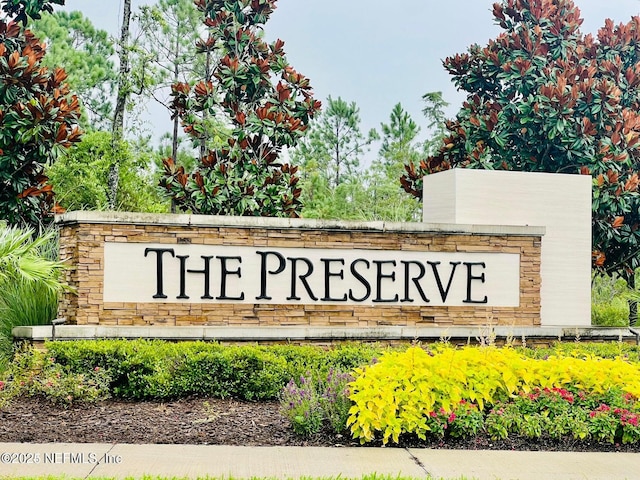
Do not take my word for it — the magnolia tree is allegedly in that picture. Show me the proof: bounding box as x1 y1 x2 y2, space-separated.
0 0 82 228
160 0 321 217
1 0 63 25
401 0 640 280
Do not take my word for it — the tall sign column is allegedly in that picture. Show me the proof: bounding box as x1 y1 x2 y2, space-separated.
422 170 591 326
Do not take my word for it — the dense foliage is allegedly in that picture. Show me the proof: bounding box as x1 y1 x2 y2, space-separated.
1 0 64 25
0 224 66 366
293 96 378 189
401 0 640 278
47 131 168 213
0 14 82 227
35 340 384 401
590 273 638 326
347 346 640 444
160 0 321 217
3 340 640 448
30 10 116 130
294 98 423 221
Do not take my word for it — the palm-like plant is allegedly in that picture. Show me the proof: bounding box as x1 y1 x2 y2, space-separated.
0 223 66 291
0 223 68 367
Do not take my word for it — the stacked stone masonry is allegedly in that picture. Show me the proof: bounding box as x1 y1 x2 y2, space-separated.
57 215 542 328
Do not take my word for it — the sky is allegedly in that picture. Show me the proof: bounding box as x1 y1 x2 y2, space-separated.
61 0 640 149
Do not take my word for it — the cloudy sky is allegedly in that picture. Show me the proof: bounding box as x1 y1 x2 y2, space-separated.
61 0 640 147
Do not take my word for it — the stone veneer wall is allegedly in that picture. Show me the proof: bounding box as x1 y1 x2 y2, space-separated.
57 212 543 328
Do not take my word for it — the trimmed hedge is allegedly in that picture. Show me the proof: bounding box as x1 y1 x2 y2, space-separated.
45 340 388 400
520 342 640 362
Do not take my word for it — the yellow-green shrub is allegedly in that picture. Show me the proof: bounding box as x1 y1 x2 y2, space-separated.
523 342 640 362
347 346 640 444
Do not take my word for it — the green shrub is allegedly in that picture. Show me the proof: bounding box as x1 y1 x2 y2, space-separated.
592 297 629 327
171 350 235 398
522 342 640 362
45 339 389 401
267 342 383 385
0 349 110 407
168 347 289 400
226 347 290 400
591 273 634 327
47 131 169 213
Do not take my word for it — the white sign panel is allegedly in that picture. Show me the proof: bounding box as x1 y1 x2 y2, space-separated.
103 242 521 306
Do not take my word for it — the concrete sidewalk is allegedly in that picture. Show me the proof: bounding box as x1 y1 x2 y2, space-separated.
0 443 638 480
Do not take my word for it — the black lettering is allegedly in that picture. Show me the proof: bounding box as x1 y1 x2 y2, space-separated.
177 255 189 299
217 256 244 300
321 258 347 302
401 260 429 303
373 260 398 303
256 251 286 300
463 262 488 304
349 259 371 302
287 257 318 301
178 255 214 299
428 261 461 303
144 248 175 299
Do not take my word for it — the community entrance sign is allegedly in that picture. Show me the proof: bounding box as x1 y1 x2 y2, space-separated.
56 211 543 328
103 242 520 307
55 170 591 330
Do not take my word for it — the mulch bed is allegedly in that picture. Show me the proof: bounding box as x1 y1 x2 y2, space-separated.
1 397 639 452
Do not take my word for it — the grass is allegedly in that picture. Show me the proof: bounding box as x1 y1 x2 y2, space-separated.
0 280 58 368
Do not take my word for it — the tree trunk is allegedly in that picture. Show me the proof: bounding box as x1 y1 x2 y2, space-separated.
170 22 181 214
199 49 212 162
629 272 637 327
108 0 132 210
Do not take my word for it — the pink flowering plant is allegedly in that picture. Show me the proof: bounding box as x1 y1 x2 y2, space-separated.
485 387 640 444
485 402 524 440
588 404 620 443
420 400 484 439
0 350 111 407
447 400 485 438
588 396 640 444
617 407 640 444
424 407 458 438
346 345 640 445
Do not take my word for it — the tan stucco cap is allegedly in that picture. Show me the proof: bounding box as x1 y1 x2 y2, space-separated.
55 211 545 237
